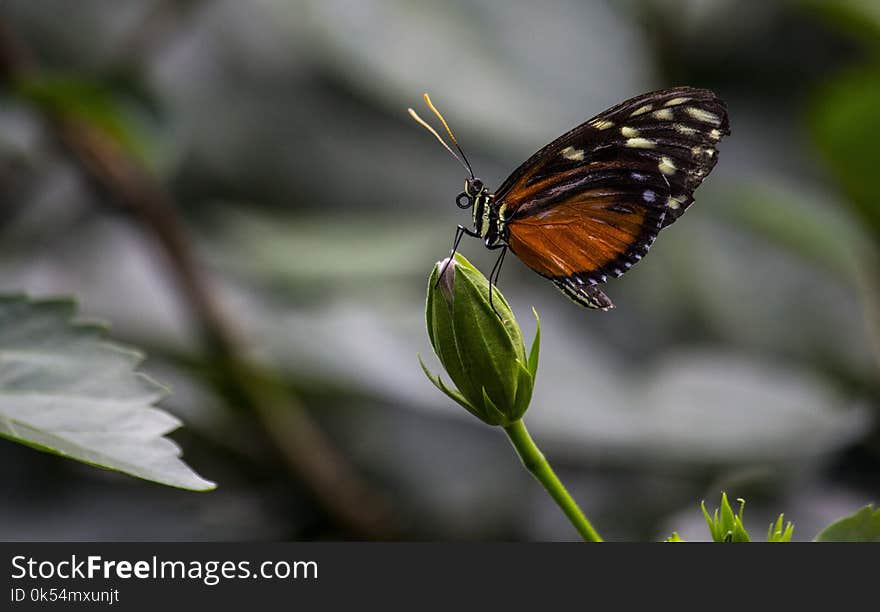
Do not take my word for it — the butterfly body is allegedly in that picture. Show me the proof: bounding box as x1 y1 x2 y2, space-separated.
470 186 502 246
412 86 729 310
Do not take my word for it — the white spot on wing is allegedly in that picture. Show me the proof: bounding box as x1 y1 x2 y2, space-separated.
709 128 722 140
560 145 585 161
652 108 674 120
658 156 677 176
665 97 691 106
674 123 697 136
685 107 721 125
630 104 653 116
643 190 656 203
590 119 614 130
666 195 686 210
620 126 640 138
626 137 655 149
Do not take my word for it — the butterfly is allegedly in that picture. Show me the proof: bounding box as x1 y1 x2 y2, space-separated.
408 87 729 311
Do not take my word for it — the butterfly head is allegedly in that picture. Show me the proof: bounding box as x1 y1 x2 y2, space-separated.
457 178 486 209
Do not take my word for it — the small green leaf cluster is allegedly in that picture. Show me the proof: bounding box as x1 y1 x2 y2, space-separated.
767 513 795 543
702 493 755 542
670 495 880 542
667 492 793 542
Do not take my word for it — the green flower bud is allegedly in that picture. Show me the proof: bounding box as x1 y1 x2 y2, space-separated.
420 253 540 427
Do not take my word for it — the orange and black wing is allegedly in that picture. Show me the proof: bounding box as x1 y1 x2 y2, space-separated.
497 86 729 309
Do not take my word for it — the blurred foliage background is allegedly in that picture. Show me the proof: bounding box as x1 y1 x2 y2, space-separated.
0 0 877 541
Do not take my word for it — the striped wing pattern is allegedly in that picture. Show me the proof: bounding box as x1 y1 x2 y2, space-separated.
497 87 729 309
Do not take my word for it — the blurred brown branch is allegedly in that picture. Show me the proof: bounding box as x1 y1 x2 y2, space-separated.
0 17 395 540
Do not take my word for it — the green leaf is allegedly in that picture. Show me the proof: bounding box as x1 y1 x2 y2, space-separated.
510 361 534 423
810 66 880 238
720 492 737 537
701 500 719 541
417 354 475 414
665 532 685 542
0 295 214 491
768 514 794 542
719 182 870 284
13 74 164 172
797 0 880 49
814 504 880 542
527 307 541 380
732 498 751 543
479 386 509 426
702 493 751 542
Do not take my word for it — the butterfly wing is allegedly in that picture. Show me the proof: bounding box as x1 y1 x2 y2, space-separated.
504 179 665 309
498 86 729 308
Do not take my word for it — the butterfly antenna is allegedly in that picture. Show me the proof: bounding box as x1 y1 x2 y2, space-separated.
422 93 475 179
408 107 472 176
406 108 471 172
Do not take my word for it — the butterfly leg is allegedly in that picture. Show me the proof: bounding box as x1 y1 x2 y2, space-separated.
486 244 508 318
436 224 481 286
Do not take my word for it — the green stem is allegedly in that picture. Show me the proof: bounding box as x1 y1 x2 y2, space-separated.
503 419 603 542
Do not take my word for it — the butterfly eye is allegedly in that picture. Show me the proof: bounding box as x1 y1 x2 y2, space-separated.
456 192 472 208
471 179 484 193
